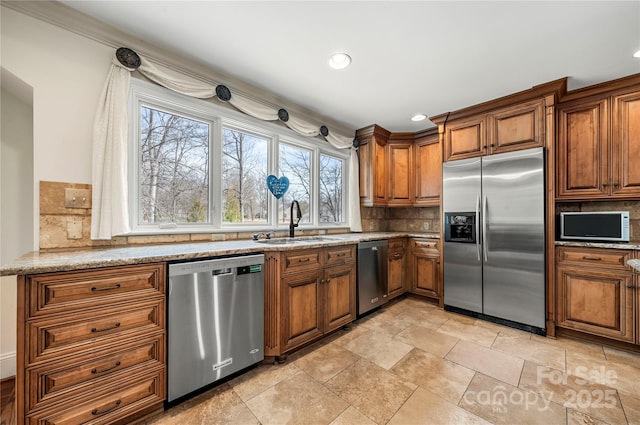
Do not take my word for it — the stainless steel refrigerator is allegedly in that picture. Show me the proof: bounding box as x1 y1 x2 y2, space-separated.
442 147 545 334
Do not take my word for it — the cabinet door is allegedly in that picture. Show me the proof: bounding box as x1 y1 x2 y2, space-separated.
323 264 356 333
444 116 486 161
556 266 634 343
556 99 609 198
411 253 440 299
281 271 323 352
612 91 640 197
387 141 413 206
414 135 441 205
358 140 373 206
488 99 544 155
387 251 405 299
373 137 388 206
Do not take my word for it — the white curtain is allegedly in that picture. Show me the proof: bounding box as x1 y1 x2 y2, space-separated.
92 49 361 239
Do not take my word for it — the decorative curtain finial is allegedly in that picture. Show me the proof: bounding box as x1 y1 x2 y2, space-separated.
352 138 360 148
320 125 329 137
215 85 232 101
116 47 141 70
278 109 289 122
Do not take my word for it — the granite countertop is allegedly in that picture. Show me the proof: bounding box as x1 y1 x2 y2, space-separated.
0 232 439 276
555 240 640 250
628 259 640 273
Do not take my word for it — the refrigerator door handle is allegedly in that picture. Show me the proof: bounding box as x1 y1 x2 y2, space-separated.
475 195 481 261
482 195 488 262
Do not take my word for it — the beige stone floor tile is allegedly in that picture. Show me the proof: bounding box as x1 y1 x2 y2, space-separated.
388 386 491 425
394 324 460 357
566 348 640 398
245 371 348 425
444 311 479 325
446 340 524 386
475 320 533 340
567 408 613 425
228 362 301 402
533 334 606 358
326 358 418 424
518 361 627 425
603 346 640 370
619 391 640 425
329 406 376 425
358 309 415 336
492 332 566 371
394 305 452 330
460 372 567 425
342 328 413 369
437 318 499 347
292 341 360 382
331 323 372 347
147 383 259 425
391 348 475 404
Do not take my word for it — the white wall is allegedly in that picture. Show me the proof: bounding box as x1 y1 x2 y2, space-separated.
0 71 34 379
1 7 112 378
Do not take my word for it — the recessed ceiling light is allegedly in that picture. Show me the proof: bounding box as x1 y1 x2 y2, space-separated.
634 49 640 58
329 53 351 70
411 114 427 122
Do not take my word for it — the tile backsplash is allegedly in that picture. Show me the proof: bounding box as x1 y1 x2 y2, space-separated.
360 206 440 233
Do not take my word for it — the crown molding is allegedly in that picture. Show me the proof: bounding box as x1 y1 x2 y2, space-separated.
1 0 354 136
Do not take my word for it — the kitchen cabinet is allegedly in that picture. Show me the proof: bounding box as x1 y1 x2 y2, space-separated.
441 99 544 162
387 238 406 299
409 238 441 301
556 78 640 200
556 246 635 343
414 129 441 206
264 245 356 359
386 138 414 206
16 264 166 425
356 125 390 207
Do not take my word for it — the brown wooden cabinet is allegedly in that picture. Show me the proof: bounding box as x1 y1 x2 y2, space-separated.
386 139 414 206
387 238 406 299
408 238 440 301
264 245 357 359
414 129 441 206
556 77 640 200
17 264 166 425
556 247 635 343
356 125 390 206
442 116 487 161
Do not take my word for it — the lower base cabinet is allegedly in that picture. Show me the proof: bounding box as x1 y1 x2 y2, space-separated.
556 247 637 344
387 238 406 299
265 245 356 359
409 238 441 301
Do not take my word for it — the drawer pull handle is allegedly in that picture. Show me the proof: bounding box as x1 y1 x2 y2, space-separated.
582 256 602 261
393 254 402 259
91 284 121 292
91 361 121 374
336 253 346 257
92 400 121 416
298 258 310 263
91 322 121 333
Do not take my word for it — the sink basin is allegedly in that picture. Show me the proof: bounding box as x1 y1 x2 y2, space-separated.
295 236 341 242
253 238 298 244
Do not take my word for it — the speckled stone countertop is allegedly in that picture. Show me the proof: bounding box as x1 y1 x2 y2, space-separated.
628 259 640 273
0 232 439 276
555 240 640 250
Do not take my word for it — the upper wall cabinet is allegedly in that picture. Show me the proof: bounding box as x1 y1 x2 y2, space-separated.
356 125 390 207
414 129 441 206
386 135 414 207
431 79 566 162
556 75 640 200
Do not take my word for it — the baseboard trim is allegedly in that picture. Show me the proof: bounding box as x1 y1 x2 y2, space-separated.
0 351 16 380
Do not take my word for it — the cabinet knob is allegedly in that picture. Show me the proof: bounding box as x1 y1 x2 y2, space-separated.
602 183 609 187
627 284 635 289
321 279 325 284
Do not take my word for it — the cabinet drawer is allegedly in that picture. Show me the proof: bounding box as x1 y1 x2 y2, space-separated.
388 238 405 252
325 245 355 265
28 264 165 317
27 368 165 425
26 334 164 412
557 247 631 269
282 249 321 274
413 239 439 253
27 299 164 365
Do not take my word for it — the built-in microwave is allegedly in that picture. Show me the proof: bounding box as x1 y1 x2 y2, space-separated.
559 211 630 242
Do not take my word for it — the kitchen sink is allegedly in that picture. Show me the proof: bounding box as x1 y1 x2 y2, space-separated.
253 236 341 244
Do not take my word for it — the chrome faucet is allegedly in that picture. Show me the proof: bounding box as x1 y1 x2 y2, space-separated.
289 200 302 237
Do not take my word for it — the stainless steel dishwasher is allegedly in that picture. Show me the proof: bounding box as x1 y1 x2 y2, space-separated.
357 240 388 315
167 254 264 402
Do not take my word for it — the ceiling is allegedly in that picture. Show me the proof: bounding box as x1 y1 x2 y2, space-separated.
59 1 640 133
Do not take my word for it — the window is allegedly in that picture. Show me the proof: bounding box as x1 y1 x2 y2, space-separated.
129 79 348 234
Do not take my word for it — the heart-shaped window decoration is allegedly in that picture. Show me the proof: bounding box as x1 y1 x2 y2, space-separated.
266 175 289 199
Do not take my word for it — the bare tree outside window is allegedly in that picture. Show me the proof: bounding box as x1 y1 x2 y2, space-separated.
139 106 209 224
222 128 268 224
319 154 343 223
278 143 311 224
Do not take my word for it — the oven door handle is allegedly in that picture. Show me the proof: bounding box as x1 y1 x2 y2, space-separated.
475 195 481 261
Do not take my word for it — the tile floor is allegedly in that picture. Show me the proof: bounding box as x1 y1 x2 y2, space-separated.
147 297 640 425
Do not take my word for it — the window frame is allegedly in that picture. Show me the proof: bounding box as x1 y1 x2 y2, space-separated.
128 78 349 235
